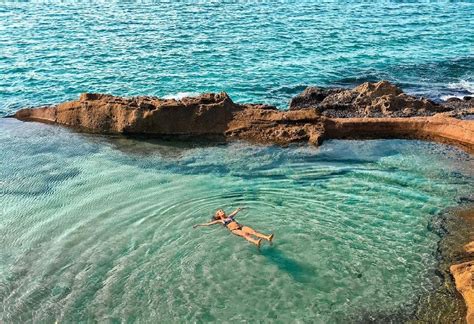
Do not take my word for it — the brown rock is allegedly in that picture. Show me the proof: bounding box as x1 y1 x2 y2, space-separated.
323 115 474 153
226 106 324 145
15 92 327 145
290 80 450 118
441 97 474 117
13 82 474 151
465 242 474 254
320 90 357 111
289 87 344 110
353 80 403 98
367 94 439 117
16 92 239 135
451 261 474 324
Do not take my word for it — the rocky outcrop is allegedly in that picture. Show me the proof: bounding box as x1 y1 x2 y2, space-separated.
441 97 474 118
288 86 344 110
14 92 327 145
15 92 239 135
449 206 474 323
226 108 324 145
451 259 474 324
289 80 467 118
13 81 474 151
324 115 474 152
465 242 474 254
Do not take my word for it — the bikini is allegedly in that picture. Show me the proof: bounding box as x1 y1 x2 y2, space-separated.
223 216 242 230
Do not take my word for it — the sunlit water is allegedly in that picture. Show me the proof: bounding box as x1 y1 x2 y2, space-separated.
1 119 473 322
0 2 473 116
1 2 473 322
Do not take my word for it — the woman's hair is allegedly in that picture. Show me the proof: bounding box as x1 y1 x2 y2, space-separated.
212 209 225 220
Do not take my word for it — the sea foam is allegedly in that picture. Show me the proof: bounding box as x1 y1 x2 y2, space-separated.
162 92 201 100
447 80 474 93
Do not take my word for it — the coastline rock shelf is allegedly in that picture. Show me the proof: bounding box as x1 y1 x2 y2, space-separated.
10 80 474 322
14 81 474 152
451 260 474 324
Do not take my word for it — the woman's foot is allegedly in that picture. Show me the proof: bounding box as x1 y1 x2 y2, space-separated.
257 238 262 248
267 234 274 242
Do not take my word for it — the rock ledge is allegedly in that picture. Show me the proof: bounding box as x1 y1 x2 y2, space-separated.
14 81 474 152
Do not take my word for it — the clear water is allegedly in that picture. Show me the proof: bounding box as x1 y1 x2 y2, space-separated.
1 2 474 322
0 2 473 116
1 119 473 322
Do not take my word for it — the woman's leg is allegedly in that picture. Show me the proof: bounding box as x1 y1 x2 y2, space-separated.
242 226 273 241
231 229 261 247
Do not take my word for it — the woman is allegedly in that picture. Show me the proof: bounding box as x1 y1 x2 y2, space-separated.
193 208 273 247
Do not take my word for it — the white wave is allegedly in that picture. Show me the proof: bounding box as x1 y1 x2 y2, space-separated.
162 92 201 100
440 94 468 101
447 80 474 93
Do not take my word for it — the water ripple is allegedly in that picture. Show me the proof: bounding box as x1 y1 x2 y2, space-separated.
0 3 473 115
1 119 472 322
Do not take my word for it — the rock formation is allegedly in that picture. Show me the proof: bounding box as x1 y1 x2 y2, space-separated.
451 261 474 324
15 92 238 135
14 81 474 152
450 207 474 324
289 80 470 118
465 242 474 254
14 91 327 145
325 115 474 152
441 97 474 118
226 108 324 145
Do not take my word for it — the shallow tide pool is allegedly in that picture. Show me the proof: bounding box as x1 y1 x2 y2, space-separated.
1 119 472 322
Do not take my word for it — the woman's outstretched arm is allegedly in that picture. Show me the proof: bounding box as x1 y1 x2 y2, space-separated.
193 220 221 228
227 207 243 218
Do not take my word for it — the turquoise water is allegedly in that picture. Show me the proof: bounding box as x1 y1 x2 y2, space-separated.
1 119 473 322
0 2 473 116
1 2 474 322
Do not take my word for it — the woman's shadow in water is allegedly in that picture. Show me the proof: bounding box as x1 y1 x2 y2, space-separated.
259 247 314 284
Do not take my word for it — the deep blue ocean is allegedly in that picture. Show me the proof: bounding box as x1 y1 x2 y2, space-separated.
1 2 473 323
0 2 473 116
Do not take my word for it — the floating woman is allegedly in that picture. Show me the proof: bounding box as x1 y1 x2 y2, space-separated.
193 208 274 247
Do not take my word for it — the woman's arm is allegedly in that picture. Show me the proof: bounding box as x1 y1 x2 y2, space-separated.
193 220 221 228
227 207 243 218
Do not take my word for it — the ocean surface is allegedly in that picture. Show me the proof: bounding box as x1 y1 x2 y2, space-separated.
0 2 473 116
1 2 473 323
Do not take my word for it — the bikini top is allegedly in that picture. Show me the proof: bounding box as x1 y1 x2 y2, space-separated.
223 216 235 227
